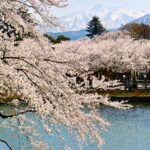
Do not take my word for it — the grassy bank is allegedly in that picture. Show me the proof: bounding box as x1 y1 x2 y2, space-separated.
86 89 150 97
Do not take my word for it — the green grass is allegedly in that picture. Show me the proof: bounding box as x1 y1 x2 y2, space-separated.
86 89 150 97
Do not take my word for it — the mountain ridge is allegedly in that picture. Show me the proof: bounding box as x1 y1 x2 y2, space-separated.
132 13 150 25
58 5 149 31
48 29 87 40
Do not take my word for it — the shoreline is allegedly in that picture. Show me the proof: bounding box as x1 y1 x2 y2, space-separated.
111 96 150 103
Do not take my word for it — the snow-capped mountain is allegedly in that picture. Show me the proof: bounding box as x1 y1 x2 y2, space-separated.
59 5 149 31
132 14 150 25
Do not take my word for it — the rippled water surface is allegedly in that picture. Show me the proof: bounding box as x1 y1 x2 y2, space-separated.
0 104 150 150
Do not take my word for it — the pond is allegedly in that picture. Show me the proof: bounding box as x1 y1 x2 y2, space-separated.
0 104 150 150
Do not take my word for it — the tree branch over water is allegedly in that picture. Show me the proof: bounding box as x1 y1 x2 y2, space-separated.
0 110 35 118
0 139 13 150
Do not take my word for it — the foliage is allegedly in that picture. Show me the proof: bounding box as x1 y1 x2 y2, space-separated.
121 23 150 40
86 16 106 38
44 34 70 44
57 35 70 43
44 34 57 43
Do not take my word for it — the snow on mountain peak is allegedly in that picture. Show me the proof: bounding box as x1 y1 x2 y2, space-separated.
59 5 149 31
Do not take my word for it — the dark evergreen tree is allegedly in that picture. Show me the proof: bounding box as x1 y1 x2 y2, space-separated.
44 34 70 44
86 16 106 38
57 35 70 43
44 34 57 44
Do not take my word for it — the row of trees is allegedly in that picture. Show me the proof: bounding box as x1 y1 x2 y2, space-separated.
57 31 150 79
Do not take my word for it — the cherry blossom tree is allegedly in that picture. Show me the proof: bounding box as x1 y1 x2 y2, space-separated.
57 31 150 75
0 1 132 150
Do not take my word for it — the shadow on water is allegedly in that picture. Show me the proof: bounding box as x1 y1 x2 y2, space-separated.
111 96 150 104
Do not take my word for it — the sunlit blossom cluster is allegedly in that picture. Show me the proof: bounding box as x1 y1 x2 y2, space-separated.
56 31 150 74
0 1 136 150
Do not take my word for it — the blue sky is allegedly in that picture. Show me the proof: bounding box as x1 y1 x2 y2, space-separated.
54 0 150 17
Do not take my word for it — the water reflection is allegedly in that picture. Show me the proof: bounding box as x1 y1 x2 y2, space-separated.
0 142 10 150
0 103 150 150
